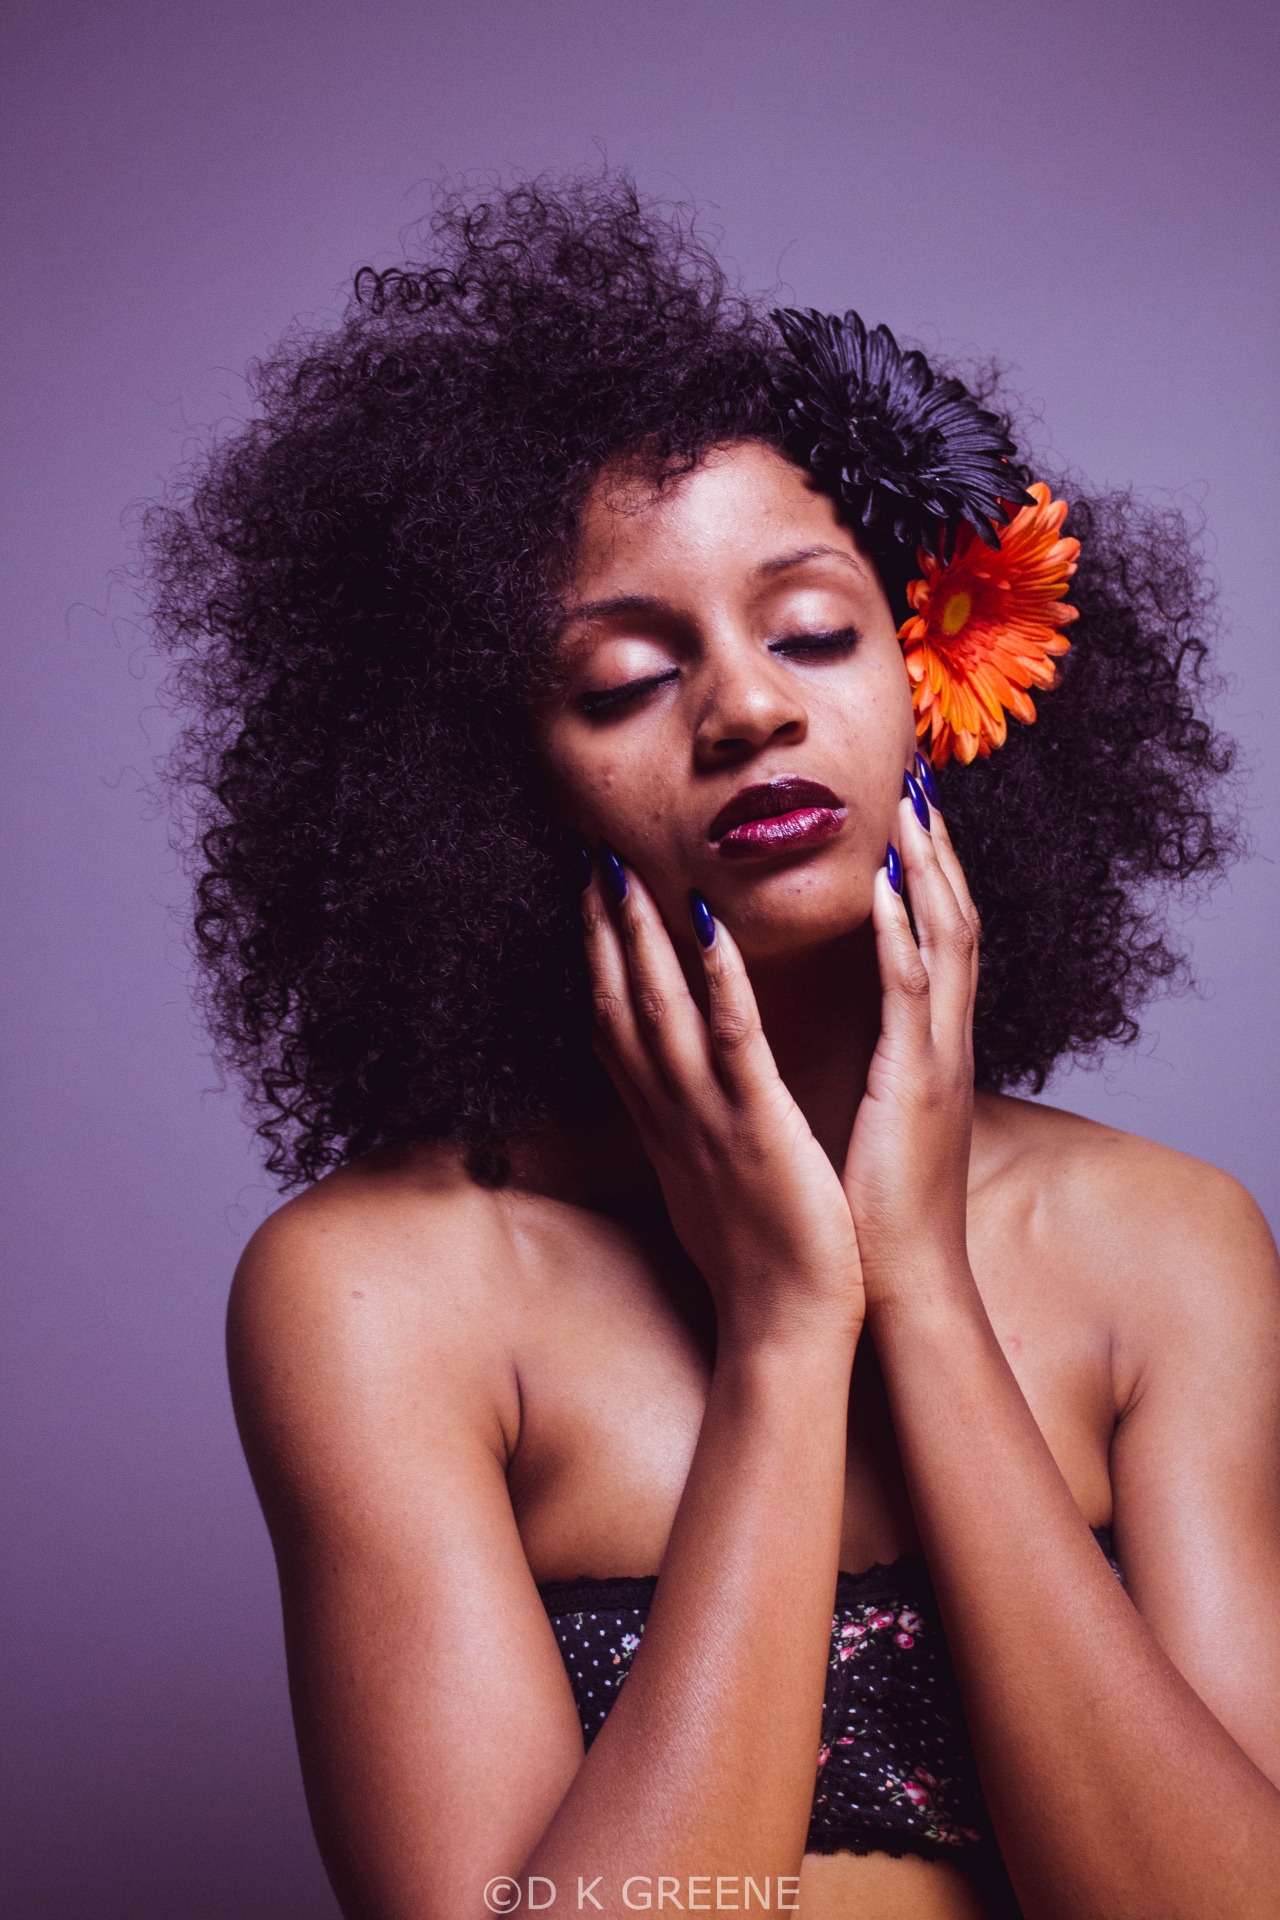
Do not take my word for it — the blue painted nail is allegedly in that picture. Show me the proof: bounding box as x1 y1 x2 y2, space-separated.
903 769 931 833
886 844 903 894
598 839 628 904
577 840 593 891
689 890 716 949
915 753 941 810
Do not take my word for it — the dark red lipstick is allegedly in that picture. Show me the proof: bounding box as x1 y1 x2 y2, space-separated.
708 777 847 859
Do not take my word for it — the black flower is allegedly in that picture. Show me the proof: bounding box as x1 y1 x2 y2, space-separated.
770 308 1033 558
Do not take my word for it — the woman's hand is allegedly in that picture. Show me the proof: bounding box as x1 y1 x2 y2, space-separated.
841 780 981 1307
582 850 864 1354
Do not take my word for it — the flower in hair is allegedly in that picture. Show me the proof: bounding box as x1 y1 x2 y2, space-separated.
899 483 1080 766
770 308 1034 558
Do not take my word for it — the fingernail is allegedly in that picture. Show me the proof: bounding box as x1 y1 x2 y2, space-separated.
914 753 941 810
886 843 903 894
598 839 628 904
903 770 931 833
576 840 593 891
689 890 716 949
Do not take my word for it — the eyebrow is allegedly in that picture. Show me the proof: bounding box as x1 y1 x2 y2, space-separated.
560 546 868 629
558 592 665 628
756 543 869 580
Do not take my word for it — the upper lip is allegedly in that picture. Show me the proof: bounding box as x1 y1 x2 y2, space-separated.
708 776 846 841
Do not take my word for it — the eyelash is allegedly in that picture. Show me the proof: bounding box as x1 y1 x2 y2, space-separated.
579 627 860 716
769 625 860 658
579 669 680 716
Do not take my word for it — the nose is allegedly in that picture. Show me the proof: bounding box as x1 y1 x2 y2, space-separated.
692 649 808 768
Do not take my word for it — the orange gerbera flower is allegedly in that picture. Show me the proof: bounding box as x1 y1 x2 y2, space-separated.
899 482 1079 766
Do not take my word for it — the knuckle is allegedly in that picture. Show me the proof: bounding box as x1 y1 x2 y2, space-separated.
711 1008 753 1052
591 989 624 1031
946 920 977 963
923 913 973 966
898 961 931 1000
634 986 667 1030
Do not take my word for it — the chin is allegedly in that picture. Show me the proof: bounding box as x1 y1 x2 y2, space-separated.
720 870 875 963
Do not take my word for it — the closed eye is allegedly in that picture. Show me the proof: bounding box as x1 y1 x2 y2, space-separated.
579 668 680 717
769 625 860 658
578 627 857 715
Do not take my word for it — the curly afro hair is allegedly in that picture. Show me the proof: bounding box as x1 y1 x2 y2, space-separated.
144 172 1240 1188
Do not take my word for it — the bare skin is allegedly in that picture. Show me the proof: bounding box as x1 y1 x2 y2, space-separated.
229 443 1280 1919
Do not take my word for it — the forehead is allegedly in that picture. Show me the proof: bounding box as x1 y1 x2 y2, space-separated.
568 440 868 595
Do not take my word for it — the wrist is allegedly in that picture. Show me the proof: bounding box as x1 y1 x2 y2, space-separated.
861 1246 981 1333
714 1298 863 1376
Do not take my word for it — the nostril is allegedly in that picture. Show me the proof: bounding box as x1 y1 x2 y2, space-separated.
698 697 806 763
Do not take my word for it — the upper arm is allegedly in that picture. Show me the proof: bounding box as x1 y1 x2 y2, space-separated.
1108 1161 1280 1783
228 1186 584 1920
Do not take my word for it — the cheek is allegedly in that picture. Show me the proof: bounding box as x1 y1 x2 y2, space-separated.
872 639 917 733
825 651 916 784
536 722 667 842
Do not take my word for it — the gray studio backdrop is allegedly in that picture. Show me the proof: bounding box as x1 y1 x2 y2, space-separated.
3 1 1276 1915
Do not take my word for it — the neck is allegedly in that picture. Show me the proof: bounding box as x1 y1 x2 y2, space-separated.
746 922 881 1169
508 924 882 1210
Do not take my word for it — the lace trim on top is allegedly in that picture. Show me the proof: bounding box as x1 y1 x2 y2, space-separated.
538 1528 1122 1916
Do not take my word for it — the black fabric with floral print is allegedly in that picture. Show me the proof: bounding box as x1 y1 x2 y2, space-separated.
539 1527 1123 1916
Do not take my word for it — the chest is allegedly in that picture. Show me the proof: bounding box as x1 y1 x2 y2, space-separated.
502 1199 1116 1586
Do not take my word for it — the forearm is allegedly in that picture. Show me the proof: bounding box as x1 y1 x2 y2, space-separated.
871 1267 1280 1919
521 1320 858 1911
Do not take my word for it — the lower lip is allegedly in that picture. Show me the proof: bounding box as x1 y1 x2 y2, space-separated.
714 806 847 858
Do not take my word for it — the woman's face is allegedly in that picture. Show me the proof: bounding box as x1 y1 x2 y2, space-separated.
536 439 917 962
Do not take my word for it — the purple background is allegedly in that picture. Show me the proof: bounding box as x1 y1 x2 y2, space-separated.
2 2 1277 1913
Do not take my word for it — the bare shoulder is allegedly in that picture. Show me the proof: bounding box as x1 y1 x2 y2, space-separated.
973 1091 1280 1362
233 1141 516 1323
231 1143 523 1361
228 1144 527 1514
973 1090 1273 1260
227 1150 594 1912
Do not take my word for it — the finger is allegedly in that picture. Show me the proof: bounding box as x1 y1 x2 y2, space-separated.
689 898 785 1106
895 782 977 1040
589 1025 668 1162
580 872 666 1106
923 797 981 1005
603 854 717 1094
871 853 933 1047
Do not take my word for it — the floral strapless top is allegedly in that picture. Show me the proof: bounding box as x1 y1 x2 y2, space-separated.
538 1528 1123 1919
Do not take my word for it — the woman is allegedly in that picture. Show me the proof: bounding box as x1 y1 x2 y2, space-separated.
148 177 1280 1918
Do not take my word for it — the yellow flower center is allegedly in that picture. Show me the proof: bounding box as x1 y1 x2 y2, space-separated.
940 590 973 636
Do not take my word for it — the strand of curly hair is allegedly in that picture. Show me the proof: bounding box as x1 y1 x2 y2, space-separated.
144 172 1241 1188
